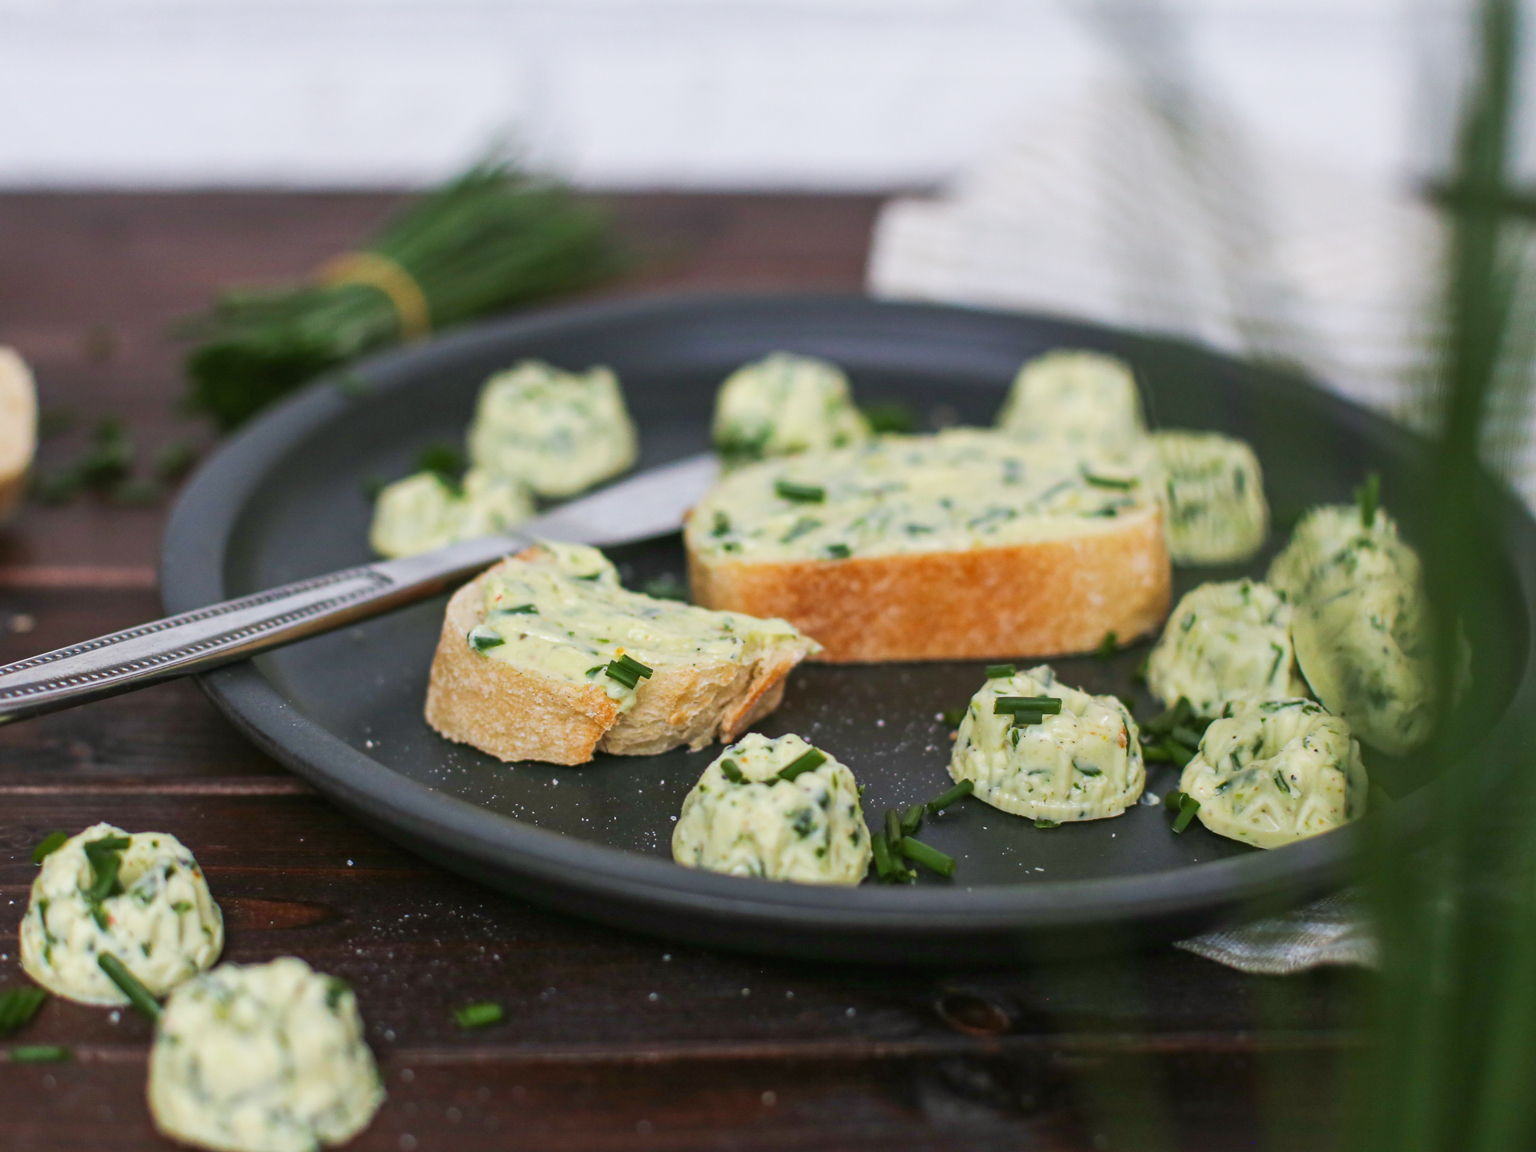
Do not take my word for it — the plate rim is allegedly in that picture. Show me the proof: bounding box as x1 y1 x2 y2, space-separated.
159 289 1536 956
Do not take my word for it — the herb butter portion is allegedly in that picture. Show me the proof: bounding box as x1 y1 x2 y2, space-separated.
369 468 533 558
1267 504 1436 755
148 958 384 1152
689 428 1153 563
473 542 812 713
1147 579 1307 720
1153 430 1269 564
20 823 222 1007
1180 699 1368 848
950 665 1144 822
996 350 1147 456
672 733 872 884
468 359 638 498
712 352 872 466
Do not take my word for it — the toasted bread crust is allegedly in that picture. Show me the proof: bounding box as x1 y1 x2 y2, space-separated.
687 507 1171 663
424 556 816 765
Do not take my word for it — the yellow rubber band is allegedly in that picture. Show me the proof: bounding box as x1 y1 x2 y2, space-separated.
316 251 432 341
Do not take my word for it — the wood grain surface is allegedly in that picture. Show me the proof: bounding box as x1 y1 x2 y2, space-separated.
0 191 1359 1151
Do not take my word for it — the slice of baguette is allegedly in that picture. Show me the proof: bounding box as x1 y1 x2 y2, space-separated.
689 510 1169 662
0 347 38 524
424 548 818 765
685 430 1171 663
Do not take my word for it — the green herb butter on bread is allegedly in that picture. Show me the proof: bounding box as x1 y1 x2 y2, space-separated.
425 542 818 764
686 428 1171 662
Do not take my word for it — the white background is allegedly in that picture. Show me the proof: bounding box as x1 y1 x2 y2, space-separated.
0 0 1474 190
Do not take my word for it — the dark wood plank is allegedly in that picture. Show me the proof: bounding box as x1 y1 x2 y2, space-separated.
1 792 1364 1052
0 192 1356 1151
0 1040 1347 1152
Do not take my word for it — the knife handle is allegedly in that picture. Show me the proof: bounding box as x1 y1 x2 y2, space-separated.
0 534 525 726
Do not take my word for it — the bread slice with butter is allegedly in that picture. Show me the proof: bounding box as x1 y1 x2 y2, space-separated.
686 429 1170 663
0 347 38 524
425 541 819 765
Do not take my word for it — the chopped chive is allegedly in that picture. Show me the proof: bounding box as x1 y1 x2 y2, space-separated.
171 901 193 915
82 836 130 904
1074 764 1102 777
324 977 351 1010
926 779 974 813
941 706 967 728
711 511 732 537
1143 698 1195 737
885 809 903 849
870 831 899 880
1143 741 1195 767
467 625 505 652
1081 469 1136 490
0 988 47 1037
604 653 654 690
640 574 690 601
453 1001 504 1030
97 955 159 1021
899 836 956 878
1355 471 1381 529
10 1045 71 1063
719 759 746 784
30 831 68 865
825 543 852 559
780 516 823 543
900 804 925 836
1172 793 1201 834
993 696 1063 715
1171 725 1204 750
775 480 826 503
1034 818 1060 829
1094 631 1118 659
497 603 538 615
859 400 916 434
776 748 827 782
984 664 1016 679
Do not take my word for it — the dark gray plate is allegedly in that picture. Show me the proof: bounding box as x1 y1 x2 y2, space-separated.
160 293 1536 963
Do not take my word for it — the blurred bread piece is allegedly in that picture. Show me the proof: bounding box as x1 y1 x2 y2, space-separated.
0 347 37 524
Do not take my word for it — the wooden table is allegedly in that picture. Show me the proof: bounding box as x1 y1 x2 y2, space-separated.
0 192 1358 1151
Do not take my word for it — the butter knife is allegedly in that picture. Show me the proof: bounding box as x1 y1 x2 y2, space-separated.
0 452 719 725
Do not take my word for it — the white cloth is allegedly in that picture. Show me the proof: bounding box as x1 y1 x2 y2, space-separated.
867 81 1486 473
1175 890 1378 974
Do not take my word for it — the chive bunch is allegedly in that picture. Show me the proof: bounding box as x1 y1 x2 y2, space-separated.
181 160 622 432
870 780 971 883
